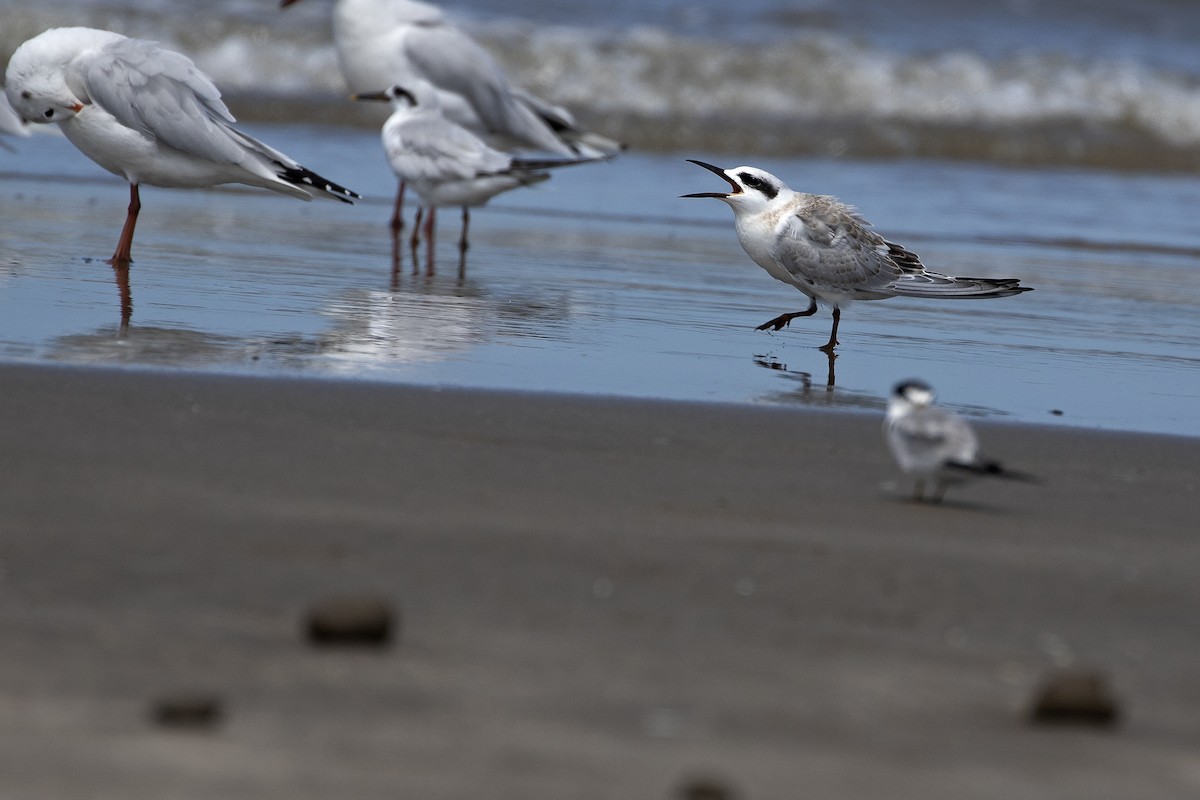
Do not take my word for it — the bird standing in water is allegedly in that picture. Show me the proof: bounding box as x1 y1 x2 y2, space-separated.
354 82 600 271
683 160 1031 351
282 0 623 230
5 26 359 265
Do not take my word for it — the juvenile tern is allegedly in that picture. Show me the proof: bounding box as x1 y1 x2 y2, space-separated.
683 161 1032 351
5 27 360 264
354 82 596 259
885 379 1036 503
281 0 623 229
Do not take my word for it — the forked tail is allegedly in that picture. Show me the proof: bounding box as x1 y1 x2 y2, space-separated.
890 272 1032 299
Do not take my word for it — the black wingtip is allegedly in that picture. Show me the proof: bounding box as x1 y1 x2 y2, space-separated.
279 165 360 204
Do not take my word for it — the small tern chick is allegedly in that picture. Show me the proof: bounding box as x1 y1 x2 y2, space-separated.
683 160 1031 351
354 83 599 255
5 27 359 264
282 0 623 230
885 379 1036 503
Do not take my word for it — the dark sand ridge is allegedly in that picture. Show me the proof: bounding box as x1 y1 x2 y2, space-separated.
0 362 1197 798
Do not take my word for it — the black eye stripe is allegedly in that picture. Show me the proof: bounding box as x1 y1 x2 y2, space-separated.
737 172 778 199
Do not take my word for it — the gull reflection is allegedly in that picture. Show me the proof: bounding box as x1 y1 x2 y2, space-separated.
44 244 576 377
395 224 468 282
49 324 249 366
111 262 132 331
295 252 576 372
306 284 488 371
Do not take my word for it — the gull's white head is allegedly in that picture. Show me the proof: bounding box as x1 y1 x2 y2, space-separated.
4 28 119 125
892 379 936 411
682 160 790 216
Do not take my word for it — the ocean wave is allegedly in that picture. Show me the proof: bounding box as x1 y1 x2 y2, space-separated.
7 6 1200 170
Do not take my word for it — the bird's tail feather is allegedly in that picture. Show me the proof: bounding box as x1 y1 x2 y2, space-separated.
946 460 1041 483
890 273 1032 299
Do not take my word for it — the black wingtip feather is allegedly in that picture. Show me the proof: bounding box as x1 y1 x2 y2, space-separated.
279 165 360 204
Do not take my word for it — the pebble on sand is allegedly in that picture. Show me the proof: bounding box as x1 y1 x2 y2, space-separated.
676 775 738 800
150 692 223 729
305 594 396 647
1030 669 1120 726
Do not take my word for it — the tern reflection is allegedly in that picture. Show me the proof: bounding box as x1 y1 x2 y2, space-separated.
753 353 883 412
755 345 838 390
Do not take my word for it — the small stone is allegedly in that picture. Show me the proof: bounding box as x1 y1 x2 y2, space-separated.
1029 669 1120 726
151 693 223 729
305 595 395 647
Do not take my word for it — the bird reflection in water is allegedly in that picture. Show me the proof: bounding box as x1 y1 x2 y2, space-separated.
49 323 247 366
110 260 133 332
392 225 468 285
753 353 887 413
754 345 837 390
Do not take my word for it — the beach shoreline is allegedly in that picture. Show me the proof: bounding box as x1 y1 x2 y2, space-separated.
1 361 1197 798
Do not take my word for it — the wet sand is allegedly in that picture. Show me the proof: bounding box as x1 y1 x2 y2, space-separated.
1 361 1197 798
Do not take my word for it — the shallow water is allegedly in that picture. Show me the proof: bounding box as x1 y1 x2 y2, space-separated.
2 125 1199 436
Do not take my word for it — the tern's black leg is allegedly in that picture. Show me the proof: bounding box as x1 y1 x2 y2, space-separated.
912 479 926 502
819 307 842 353
756 298 818 332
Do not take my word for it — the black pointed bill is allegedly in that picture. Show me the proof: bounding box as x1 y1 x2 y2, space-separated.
681 159 741 199
350 91 391 103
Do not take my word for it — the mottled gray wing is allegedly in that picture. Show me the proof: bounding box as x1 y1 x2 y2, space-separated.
889 406 979 471
775 198 904 296
76 36 246 165
384 113 512 183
